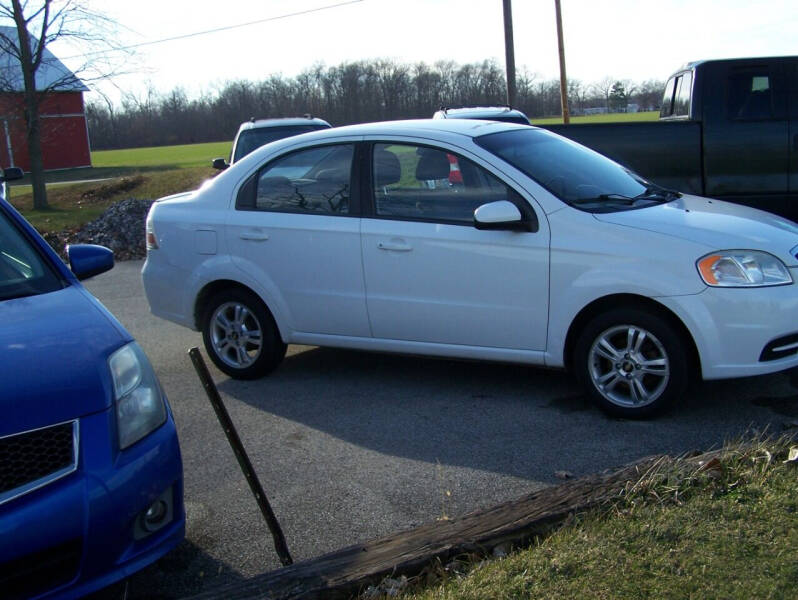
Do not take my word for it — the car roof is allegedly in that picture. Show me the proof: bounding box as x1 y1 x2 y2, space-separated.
434 106 530 123
220 118 527 176
300 118 522 140
238 116 331 131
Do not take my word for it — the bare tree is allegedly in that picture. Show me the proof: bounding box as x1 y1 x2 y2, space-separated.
0 0 125 209
590 76 615 112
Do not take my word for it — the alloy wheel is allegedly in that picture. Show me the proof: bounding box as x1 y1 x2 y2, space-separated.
587 324 670 408
209 301 263 370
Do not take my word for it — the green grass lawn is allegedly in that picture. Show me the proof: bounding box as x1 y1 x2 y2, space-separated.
8 140 230 232
400 438 798 600
92 141 232 170
532 111 660 125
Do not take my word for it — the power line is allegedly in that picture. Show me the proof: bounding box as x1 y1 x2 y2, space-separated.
69 0 364 58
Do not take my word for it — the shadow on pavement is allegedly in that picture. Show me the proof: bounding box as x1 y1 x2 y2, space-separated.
214 346 798 482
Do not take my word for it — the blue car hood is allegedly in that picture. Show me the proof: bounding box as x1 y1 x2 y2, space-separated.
1 284 129 436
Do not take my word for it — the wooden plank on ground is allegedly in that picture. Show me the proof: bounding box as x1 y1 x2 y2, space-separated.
187 452 701 600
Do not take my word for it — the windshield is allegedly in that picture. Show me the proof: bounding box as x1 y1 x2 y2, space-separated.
0 207 63 301
233 125 329 162
475 128 678 212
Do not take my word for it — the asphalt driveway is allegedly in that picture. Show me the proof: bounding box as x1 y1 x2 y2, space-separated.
84 260 798 598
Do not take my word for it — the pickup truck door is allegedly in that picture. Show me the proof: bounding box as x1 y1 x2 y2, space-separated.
789 58 798 203
701 60 790 217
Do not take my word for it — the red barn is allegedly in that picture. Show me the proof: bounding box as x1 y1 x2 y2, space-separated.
0 26 91 172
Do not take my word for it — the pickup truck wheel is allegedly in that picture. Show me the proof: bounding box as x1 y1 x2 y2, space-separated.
574 308 687 418
202 289 286 379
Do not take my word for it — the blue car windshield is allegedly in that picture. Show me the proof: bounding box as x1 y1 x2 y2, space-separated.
475 128 677 212
0 209 62 300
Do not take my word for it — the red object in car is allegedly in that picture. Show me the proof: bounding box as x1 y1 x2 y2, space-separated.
447 154 463 184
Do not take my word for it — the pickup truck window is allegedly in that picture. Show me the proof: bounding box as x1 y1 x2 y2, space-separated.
728 70 775 120
660 72 691 118
659 77 676 118
674 71 692 117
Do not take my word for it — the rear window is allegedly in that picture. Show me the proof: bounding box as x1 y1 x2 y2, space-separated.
233 125 329 162
0 208 63 301
727 70 775 120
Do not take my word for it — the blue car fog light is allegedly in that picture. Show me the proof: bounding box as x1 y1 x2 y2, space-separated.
134 486 174 540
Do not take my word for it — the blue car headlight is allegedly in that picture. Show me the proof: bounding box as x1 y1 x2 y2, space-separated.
109 342 167 449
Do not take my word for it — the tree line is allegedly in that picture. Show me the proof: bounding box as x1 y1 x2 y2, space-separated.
86 59 664 150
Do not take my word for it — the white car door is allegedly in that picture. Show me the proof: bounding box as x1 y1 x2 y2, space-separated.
361 142 549 351
227 143 371 337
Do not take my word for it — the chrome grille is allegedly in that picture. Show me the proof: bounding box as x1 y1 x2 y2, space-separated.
0 420 78 506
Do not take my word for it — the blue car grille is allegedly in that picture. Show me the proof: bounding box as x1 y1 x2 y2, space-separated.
0 420 78 506
0 538 83 600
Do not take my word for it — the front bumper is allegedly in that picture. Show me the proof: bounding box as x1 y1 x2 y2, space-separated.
0 406 184 600
660 280 798 379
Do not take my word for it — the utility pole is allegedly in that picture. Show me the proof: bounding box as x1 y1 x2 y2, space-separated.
503 0 516 106
554 0 570 123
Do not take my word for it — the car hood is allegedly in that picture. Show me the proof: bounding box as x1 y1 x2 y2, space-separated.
593 195 798 266
0 285 129 436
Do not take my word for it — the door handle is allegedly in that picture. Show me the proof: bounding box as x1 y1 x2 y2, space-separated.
377 241 412 252
240 233 270 242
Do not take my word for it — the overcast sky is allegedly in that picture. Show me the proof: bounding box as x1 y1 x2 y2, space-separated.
48 0 798 104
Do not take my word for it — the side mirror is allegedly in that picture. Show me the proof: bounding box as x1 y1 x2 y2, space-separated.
67 244 114 280
1 166 24 182
212 158 229 171
474 200 533 231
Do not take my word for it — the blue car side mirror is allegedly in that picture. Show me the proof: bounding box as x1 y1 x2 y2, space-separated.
67 244 114 280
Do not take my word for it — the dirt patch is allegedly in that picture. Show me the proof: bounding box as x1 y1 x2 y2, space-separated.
78 175 145 205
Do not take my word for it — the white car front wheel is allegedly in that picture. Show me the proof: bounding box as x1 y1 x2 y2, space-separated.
575 308 688 418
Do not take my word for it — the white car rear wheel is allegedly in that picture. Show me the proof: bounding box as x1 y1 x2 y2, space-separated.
202 289 286 379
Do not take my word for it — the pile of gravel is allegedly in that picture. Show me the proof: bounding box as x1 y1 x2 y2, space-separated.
43 198 155 262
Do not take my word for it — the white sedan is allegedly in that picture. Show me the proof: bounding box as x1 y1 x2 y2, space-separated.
142 119 798 418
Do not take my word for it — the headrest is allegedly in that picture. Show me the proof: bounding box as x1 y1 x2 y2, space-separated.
374 148 401 187
415 149 450 181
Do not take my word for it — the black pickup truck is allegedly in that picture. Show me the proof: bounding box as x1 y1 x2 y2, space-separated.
543 56 798 221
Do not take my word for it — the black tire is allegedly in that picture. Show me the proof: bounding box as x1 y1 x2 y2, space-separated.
574 307 688 418
201 288 286 379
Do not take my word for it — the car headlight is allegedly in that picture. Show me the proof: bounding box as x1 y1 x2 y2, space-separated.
109 342 167 449
697 250 793 287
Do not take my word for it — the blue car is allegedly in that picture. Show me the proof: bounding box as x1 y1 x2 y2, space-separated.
0 168 184 599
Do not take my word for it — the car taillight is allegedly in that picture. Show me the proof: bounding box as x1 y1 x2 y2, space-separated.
146 221 159 250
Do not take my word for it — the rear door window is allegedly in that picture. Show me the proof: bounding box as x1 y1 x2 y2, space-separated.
237 144 354 215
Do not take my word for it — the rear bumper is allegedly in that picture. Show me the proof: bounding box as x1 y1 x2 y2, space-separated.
142 253 196 329
0 407 185 600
